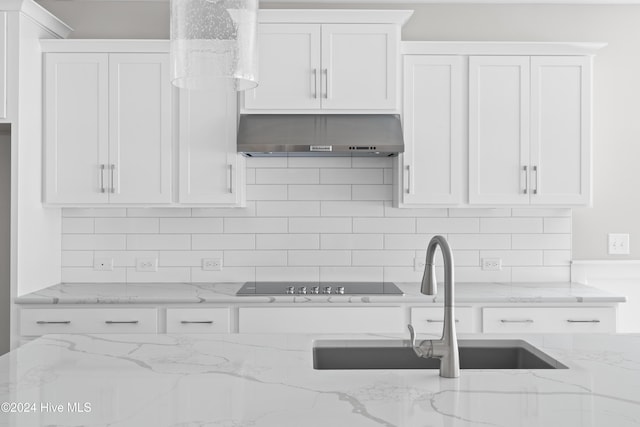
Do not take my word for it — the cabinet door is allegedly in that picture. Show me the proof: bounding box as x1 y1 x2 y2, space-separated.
469 56 531 205
0 12 6 119
178 82 245 206
244 24 321 110
400 56 462 206
44 53 109 204
321 24 398 110
108 54 172 204
530 56 591 205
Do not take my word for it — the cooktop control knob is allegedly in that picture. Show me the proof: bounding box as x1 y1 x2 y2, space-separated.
286 286 295 295
323 286 332 295
298 286 307 294
311 286 320 294
336 286 345 295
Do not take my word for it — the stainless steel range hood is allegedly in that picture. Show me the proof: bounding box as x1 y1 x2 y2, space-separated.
237 114 404 157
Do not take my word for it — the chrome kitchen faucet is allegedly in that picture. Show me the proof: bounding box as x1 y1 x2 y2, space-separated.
408 235 460 378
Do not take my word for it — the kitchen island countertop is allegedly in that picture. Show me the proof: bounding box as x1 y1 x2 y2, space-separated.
0 332 639 426
14 281 625 305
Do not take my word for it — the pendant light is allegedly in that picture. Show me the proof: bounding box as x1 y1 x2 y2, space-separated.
170 0 258 91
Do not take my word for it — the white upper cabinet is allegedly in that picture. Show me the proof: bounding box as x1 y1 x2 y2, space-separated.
397 55 463 206
0 12 7 120
243 10 412 112
44 52 171 205
469 54 591 206
178 83 245 206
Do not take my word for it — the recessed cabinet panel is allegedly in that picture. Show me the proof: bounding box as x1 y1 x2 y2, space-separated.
178 83 245 206
44 53 109 204
399 55 462 206
531 56 590 205
469 56 530 205
109 54 171 204
244 24 321 110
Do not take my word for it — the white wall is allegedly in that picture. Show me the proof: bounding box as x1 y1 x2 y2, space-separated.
34 2 640 261
0 131 10 355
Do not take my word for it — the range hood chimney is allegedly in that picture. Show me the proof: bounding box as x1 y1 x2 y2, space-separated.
237 114 404 157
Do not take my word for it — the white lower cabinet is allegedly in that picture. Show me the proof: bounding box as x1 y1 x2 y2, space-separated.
482 307 616 333
410 306 474 334
166 308 230 333
20 308 158 336
238 306 404 334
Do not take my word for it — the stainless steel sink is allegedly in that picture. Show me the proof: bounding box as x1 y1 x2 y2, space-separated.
313 339 567 370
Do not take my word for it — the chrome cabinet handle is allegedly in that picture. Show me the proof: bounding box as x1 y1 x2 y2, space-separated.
36 321 71 324
109 164 116 194
532 165 538 195
180 321 214 324
406 165 412 195
426 319 460 323
312 69 318 99
105 320 139 324
323 68 329 99
227 164 233 194
99 164 106 193
500 319 534 323
567 319 601 323
523 165 528 194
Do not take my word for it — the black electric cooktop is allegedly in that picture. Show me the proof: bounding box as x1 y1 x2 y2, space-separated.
236 281 404 296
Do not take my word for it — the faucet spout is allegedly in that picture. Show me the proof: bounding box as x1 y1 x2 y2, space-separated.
411 235 459 378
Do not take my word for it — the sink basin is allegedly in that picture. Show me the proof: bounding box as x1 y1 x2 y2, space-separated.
313 339 567 370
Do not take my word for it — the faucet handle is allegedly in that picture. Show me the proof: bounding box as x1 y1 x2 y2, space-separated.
407 324 417 347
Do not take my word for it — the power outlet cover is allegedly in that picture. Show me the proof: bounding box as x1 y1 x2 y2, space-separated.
202 258 222 271
608 233 630 255
482 258 502 271
136 258 158 272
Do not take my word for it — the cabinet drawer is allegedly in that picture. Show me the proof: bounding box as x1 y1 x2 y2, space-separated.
239 307 404 334
411 306 474 334
166 308 230 333
482 307 616 333
20 308 158 336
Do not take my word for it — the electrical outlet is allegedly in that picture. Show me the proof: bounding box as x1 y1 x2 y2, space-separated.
202 258 222 271
608 233 630 255
482 258 502 271
136 258 158 272
93 257 114 271
414 257 426 272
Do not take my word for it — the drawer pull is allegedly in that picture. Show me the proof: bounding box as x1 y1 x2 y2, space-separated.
567 319 601 323
36 321 71 325
500 319 534 323
426 319 459 323
105 320 139 324
180 321 214 324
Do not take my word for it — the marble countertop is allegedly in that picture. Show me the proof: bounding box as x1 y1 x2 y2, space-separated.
1 332 639 426
14 281 625 305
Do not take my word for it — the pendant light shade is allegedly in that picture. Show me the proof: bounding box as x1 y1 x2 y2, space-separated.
170 0 258 91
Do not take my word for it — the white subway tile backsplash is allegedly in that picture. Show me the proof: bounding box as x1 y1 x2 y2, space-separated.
192 234 255 250
352 250 413 266
62 234 126 251
62 218 94 234
353 218 415 234
320 168 383 184
160 218 223 234
256 168 319 184
289 218 352 234
225 250 287 267
512 234 571 250
126 234 190 250
289 185 351 200
256 234 319 250
417 218 480 234
289 250 351 266
224 218 288 234
321 201 384 217
95 218 159 234
352 184 392 201
60 165 572 283
480 218 543 234
256 266 320 282
257 201 320 217
321 234 383 250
